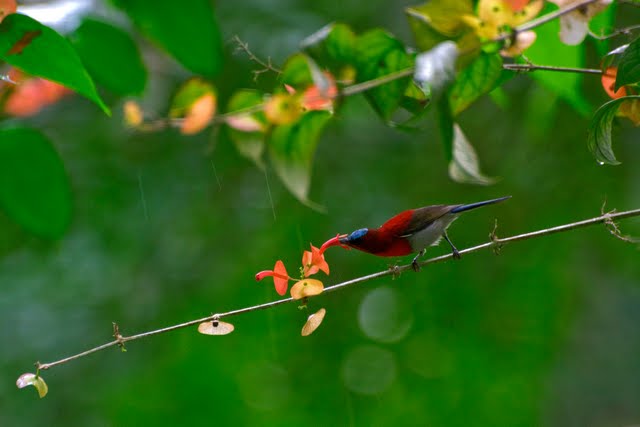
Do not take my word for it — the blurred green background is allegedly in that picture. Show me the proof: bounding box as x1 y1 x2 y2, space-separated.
2 1 640 426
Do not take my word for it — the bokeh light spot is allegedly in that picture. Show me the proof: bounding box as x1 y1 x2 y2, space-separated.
358 286 413 343
341 345 396 395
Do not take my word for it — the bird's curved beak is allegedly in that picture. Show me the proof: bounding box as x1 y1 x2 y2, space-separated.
320 234 350 253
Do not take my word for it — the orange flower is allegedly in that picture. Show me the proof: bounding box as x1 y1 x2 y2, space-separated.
255 260 291 295
2 68 71 117
302 245 329 277
302 73 337 111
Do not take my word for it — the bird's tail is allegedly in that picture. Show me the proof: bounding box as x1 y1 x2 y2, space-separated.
450 196 511 214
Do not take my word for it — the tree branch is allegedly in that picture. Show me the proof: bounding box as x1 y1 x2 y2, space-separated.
502 63 603 75
516 0 601 33
589 24 640 41
232 35 282 80
35 207 640 372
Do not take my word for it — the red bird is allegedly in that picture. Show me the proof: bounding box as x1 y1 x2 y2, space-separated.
321 196 510 270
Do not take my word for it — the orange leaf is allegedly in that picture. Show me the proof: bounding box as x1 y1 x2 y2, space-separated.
301 307 326 336
0 0 16 22
601 67 627 100
290 278 324 300
619 99 640 126
181 93 216 135
123 100 144 127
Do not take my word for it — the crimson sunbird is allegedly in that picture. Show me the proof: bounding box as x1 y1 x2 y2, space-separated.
321 196 510 270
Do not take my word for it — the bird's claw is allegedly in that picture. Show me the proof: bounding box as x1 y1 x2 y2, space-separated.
389 264 401 278
452 249 461 260
411 259 421 272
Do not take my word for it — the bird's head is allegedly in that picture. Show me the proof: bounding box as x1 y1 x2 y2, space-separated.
320 229 369 252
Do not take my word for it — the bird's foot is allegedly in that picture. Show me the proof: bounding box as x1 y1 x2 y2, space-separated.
389 264 401 278
411 249 425 272
452 248 461 260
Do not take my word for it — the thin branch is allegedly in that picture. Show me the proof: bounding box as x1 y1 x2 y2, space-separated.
589 24 640 41
35 207 640 371
341 68 415 97
233 35 282 81
502 63 603 75
516 0 600 33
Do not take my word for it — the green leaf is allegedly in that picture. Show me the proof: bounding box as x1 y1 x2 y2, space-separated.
0 13 109 114
324 23 356 65
524 4 590 115
406 0 473 51
0 127 72 239
615 36 640 91
587 96 640 165
114 0 223 77
226 89 267 169
70 18 147 96
280 53 313 88
302 22 356 67
449 53 503 116
268 111 331 207
354 29 413 120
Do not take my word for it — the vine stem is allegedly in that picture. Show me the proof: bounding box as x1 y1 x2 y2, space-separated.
502 63 603 74
35 207 640 371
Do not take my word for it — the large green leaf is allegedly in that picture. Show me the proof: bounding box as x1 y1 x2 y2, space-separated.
268 111 331 207
71 18 147 96
615 36 640 91
280 53 313 88
587 96 640 165
354 29 413 120
302 22 356 73
0 13 109 114
114 0 223 77
0 127 72 239
449 53 503 116
524 4 590 115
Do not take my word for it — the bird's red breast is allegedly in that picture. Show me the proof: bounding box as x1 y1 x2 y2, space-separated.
347 227 413 256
